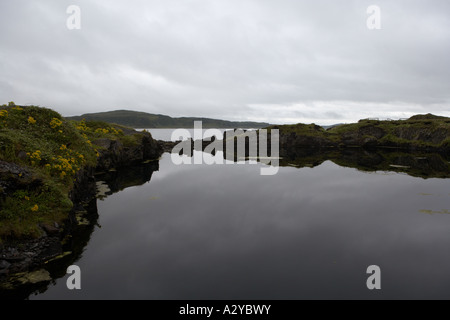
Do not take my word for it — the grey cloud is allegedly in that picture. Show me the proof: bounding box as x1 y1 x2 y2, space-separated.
0 0 449 123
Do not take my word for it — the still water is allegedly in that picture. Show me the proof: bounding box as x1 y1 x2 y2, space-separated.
26 129 450 299
138 128 236 141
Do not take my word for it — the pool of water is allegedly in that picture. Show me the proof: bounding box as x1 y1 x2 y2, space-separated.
27 148 450 300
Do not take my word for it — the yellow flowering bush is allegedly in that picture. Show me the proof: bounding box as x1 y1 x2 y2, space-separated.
25 144 88 182
47 145 87 180
111 127 123 135
50 117 63 129
95 128 110 134
0 109 7 127
28 116 37 124
76 120 90 132
76 119 123 137
81 133 92 146
27 150 42 165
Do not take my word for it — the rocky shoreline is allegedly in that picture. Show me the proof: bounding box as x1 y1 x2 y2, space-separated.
0 130 164 294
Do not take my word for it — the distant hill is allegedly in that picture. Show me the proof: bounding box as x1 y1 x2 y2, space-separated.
67 110 271 129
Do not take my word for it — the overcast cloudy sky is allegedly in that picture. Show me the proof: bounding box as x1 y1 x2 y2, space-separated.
1 0 449 125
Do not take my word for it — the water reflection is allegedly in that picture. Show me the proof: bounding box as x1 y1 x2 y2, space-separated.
277 149 450 179
173 132 450 179
95 161 159 199
0 162 160 300
30 150 450 299
2 147 450 299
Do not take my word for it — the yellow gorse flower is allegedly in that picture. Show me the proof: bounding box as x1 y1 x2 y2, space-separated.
95 128 110 134
28 150 42 163
50 118 63 129
76 120 90 132
28 116 37 124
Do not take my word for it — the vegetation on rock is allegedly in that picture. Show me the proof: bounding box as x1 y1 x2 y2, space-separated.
267 114 450 152
0 103 153 240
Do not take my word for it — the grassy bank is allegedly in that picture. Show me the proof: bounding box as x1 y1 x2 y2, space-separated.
0 102 136 240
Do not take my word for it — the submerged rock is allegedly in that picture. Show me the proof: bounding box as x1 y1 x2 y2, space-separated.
95 181 111 199
14 269 51 284
1 269 51 290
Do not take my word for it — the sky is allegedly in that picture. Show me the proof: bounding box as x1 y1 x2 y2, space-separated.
1 0 449 125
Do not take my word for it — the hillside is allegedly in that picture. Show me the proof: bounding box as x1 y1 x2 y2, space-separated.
67 110 271 129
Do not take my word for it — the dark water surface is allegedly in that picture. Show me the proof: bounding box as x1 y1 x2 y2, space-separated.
26 145 450 299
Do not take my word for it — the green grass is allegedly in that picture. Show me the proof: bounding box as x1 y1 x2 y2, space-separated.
0 179 72 238
267 123 327 136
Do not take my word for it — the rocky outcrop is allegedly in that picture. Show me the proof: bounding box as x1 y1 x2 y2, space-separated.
392 126 448 146
95 131 163 172
0 161 42 200
0 237 62 278
273 115 450 154
339 124 387 147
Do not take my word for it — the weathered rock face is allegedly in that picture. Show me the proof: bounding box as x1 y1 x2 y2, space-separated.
95 132 163 172
142 134 163 159
0 161 42 200
340 125 386 147
393 126 448 145
70 166 96 207
0 237 62 275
